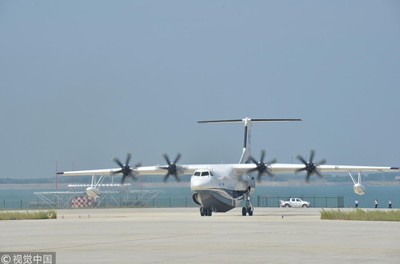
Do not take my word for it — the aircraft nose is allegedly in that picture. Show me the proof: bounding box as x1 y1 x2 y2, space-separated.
190 175 211 189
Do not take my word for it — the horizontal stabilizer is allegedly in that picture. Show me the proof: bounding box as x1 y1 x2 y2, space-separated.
198 118 301 124
198 117 301 164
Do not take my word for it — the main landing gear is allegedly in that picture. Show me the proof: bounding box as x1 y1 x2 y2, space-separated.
200 207 212 216
242 207 253 216
242 194 254 216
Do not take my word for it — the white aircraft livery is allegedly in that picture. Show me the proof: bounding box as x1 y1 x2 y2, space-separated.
57 118 400 216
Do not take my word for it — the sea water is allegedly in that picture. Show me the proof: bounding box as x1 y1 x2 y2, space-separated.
0 185 399 209
149 184 400 208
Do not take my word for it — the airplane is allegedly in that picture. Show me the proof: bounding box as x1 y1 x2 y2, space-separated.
57 117 400 216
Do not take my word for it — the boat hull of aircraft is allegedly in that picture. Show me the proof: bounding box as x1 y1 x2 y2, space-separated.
192 190 238 212
190 167 255 214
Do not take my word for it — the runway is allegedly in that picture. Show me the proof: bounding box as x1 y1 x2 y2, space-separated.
0 208 399 263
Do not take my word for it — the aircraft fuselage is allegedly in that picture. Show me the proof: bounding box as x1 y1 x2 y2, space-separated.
190 166 255 213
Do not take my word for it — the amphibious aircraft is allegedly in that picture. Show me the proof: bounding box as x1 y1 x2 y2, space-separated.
57 118 399 216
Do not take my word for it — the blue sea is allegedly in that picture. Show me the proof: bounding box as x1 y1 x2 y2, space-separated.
1 184 399 210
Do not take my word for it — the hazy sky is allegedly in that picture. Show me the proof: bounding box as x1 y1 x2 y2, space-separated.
1 1 399 179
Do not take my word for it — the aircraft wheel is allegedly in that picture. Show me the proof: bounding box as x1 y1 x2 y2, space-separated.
242 207 247 216
247 207 253 216
200 207 205 216
207 209 212 216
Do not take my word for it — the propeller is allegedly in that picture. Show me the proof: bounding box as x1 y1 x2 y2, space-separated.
248 150 276 182
296 150 326 183
160 153 183 182
113 153 141 184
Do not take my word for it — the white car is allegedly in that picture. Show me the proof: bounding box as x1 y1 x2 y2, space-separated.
279 198 310 208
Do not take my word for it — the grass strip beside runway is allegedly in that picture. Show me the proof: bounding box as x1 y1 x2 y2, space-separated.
321 209 400 221
0 210 57 220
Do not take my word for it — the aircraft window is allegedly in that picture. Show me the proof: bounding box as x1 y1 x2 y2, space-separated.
194 172 201 176
201 171 209 176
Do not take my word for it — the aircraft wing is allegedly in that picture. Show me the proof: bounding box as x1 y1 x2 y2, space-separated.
58 168 119 176
57 164 211 177
272 164 399 173
58 163 399 177
318 165 399 173
230 163 399 175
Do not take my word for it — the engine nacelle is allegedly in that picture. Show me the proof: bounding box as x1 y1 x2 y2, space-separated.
86 187 100 198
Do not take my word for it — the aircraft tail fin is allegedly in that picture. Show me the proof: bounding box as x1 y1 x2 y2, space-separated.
198 117 301 164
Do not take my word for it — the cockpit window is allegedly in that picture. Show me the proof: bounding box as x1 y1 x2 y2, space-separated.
194 170 213 177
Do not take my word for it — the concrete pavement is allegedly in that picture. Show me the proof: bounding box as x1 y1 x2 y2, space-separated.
0 208 399 263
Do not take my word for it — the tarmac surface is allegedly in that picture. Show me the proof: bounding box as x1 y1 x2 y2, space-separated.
0 207 399 264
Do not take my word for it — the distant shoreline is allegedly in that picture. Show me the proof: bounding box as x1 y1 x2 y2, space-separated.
0 184 65 190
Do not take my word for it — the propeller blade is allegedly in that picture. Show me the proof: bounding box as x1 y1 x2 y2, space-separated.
248 167 258 173
113 169 123 174
309 150 315 163
113 157 124 168
267 159 277 166
125 153 131 166
315 170 324 178
113 154 140 183
257 172 263 182
247 150 276 182
161 153 183 182
173 174 181 182
248 156 258 164
296 155 307 165
173 153 181 164
296 150 326 183
121 173 137 184
260 150 265 163
163 153 171 165
306 173 311 183
121 174 131 184
296 167 307 173
163 172 170 183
